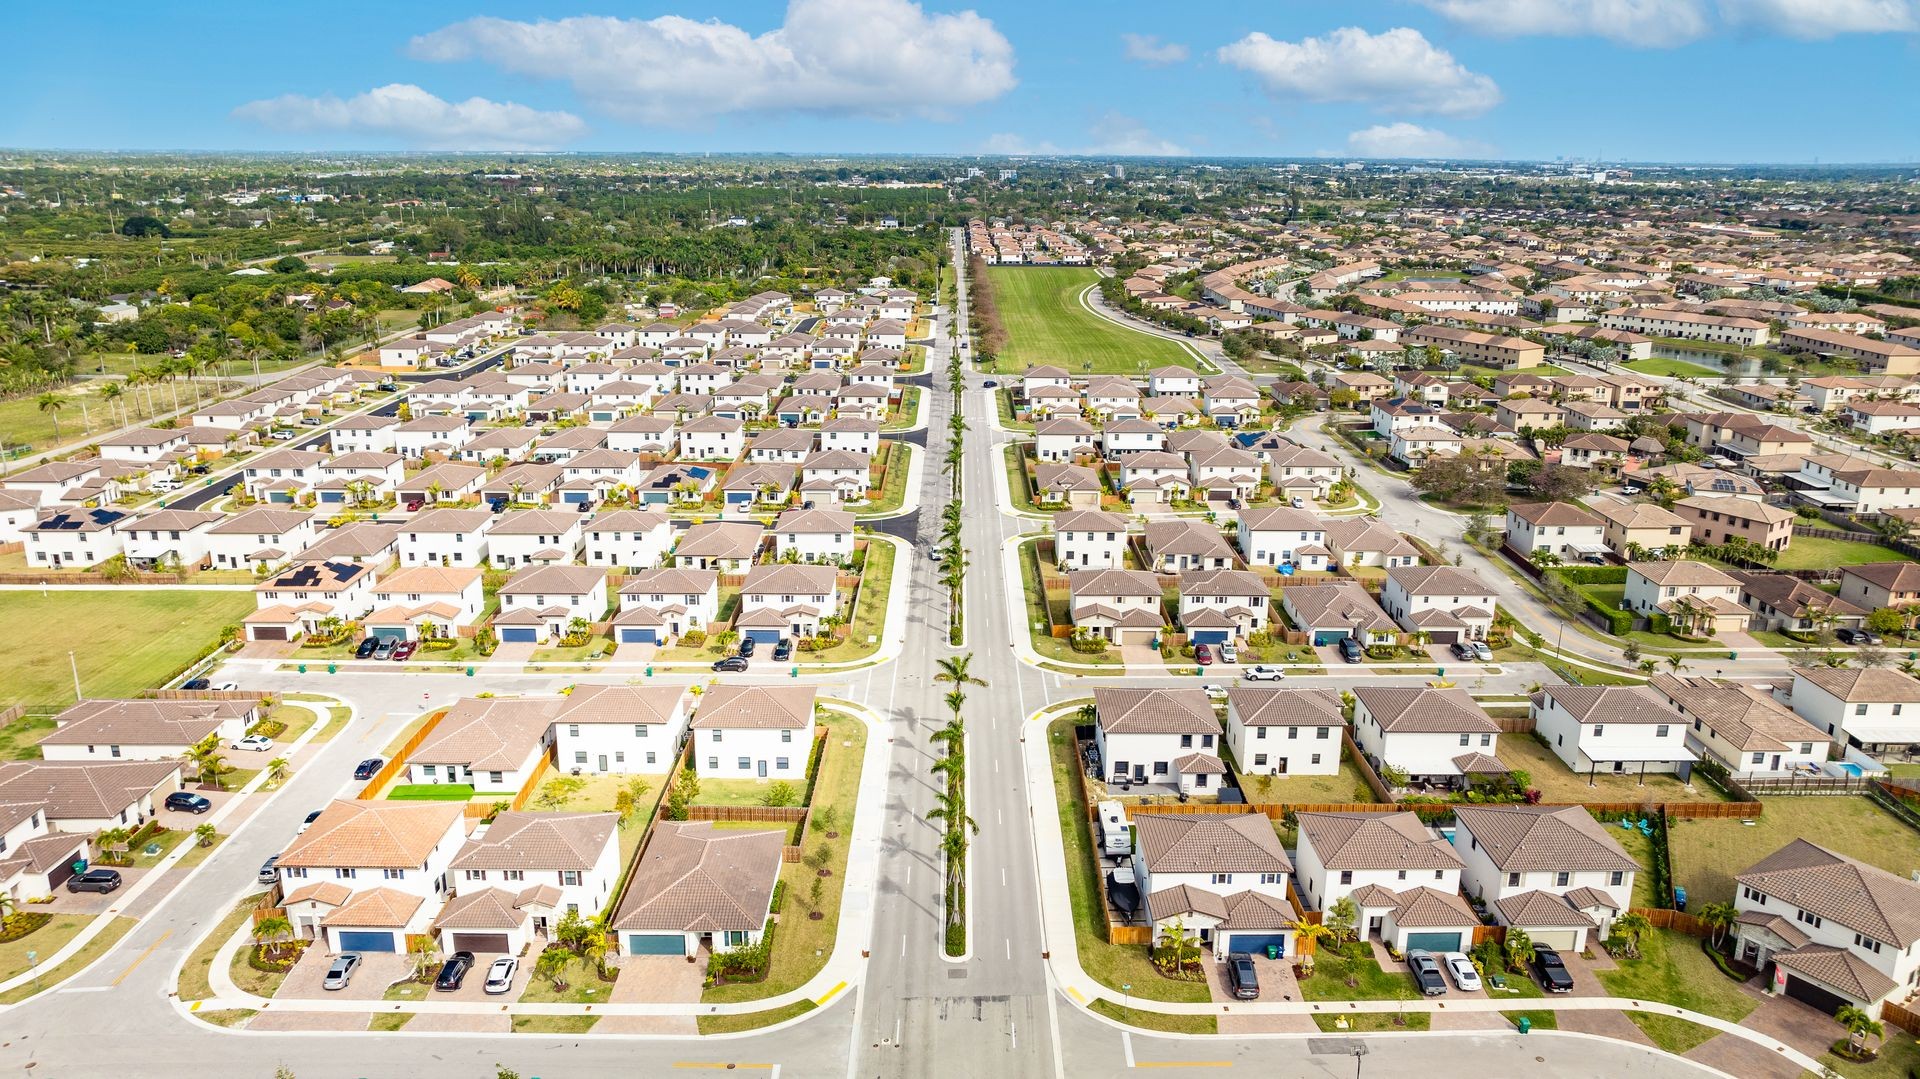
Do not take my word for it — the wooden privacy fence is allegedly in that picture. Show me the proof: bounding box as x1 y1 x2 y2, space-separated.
141 689 269 703
1631 907 1711 937
356 709 446 799
251 904 289 927
1562 800 1760 819
686 804 809 823
1883 1001 1920 1037
1109 924 1152 945
1736 773 1879 795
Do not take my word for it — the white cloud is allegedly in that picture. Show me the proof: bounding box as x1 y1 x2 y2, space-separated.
1216 27 1501 117
1416 0 1712 45
231 84 586 149
981 113 1188 157
1121 33 1189 66
1720 0 1918 38
409 0 1016 125
1346 122 1492 158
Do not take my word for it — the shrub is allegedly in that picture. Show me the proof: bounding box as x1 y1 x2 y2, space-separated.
680 628 707 647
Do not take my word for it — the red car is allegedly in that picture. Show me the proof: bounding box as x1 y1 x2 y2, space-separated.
390 640 418 661
1194 643 1214 665
405 498 425 512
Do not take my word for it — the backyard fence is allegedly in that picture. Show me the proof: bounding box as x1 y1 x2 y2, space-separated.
1735 773 1880 795
141 689 268 703
355 709 446 799
1883 1001 1920 1037
1630 907 1712 938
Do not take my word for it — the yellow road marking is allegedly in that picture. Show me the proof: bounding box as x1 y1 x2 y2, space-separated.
112 929 171 986
1066 987 1086 1004
815 981 847 1006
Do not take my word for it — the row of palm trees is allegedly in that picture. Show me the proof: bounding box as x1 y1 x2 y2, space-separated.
33 349 237 444
931 654 985 953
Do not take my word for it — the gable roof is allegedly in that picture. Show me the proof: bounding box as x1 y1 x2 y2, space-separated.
612 821 784 932
1226 688 1342 728
1536 685 1680 726
1134 812 1290 875
1094 687 1218 735
40 698 255 748
1353 687 1497 734
1739 839 1920 947
1298 811 1463 871
1452 804 1639 873
450 811 616 872
691 684 816 730
279 799 463 870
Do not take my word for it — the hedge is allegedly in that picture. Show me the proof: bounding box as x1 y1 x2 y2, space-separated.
1550 566 1628 586
385 784 476 801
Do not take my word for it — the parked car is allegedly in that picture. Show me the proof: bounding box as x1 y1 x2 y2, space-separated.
982 379 997 388
772 638 793 662
1242 665 1286 682
483 956 518 995
372 639 397 660
187 464 211 475
1838 627 1884 645
231 734 275 752
1531 943 1574 993
405 498 425 512
1225 952 1260 1000
1442 951 1482 992
1338 636 1365 663
434 951 476 992
928 546 943 563
1451 640 1476 661
1218 642 1238 664
181 678 211 690
322 954 361 991
257 855 280 884
391 640 418 661
737 636 757 658
1202 683 1228 702
211 681 239 691
1194 643 1214 666
299 809 323 834
712 656 750 673
353 758 384 780
1289 496 1306 509
355 637 380 659
67 868 123 894
1408 950 1448 996
1470 640 1494 662
164 792 212 814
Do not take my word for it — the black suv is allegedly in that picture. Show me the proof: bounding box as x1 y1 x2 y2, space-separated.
1338 636 1365 663
434 950 476 991
712 655 749 673
772 638 793 661
1225 952 1259 1000
737 636 757 658
1531 943 1574 993
356 637 380 658
67 868 123 894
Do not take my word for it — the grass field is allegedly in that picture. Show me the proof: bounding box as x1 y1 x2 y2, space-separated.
1667 796 1920 905
982 268 1197 373
1233 750 1378 806
697 1000 817 1034
1622 357 1724 379
0 590 253 710
1770 535 1916 570
1497 733 1724 803
1598 930 1754 1055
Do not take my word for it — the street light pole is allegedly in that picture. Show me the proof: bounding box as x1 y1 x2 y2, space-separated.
1555 616 1566 659
69 650 81 700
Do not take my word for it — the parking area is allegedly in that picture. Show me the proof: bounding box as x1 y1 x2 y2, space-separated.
276 947 413 1002
158 788 244 827
1202 949 1301 1003
611 954 706 1003
42 866 153 914
419 950 527 1002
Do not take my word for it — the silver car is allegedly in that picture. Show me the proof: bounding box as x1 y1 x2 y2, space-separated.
1442 951 1482 992
483 956 518 995
322 953 361 991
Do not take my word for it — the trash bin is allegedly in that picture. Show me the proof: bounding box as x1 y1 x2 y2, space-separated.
1517 1016 1531 1034
1673 886 1689 912
1265 944 1280 961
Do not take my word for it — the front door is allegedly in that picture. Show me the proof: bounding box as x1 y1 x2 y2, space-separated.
1770 754 1782 770
598 755 608 771
757 759 768 778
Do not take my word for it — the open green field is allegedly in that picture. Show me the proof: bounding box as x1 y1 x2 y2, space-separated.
983 267 1198 373
1771 535 1915 570
0 590 253 710
1668 796 1920 906
1622 357 1724 379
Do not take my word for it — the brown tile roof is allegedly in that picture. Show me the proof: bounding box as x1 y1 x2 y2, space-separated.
690 684 816 730
1147 883 1228 922
675 521 766 559
1134 812 1291 875
39 698 256 747
1068 568 1162 599
1219 888 1299 930
450 811 616 872
1650 675 1825 753
497 564 607 596
412 698 554 771
1629 561 1740 588
1143 519 1238 558
612 821 784 932
1095 688 1219 736
1564 885 1622 912
433 886 542 930
1791 666 1920 704
1453 805 1639 873
555 684 688 726
1298 811 1463 872
0 759 183 821
1387 886 1478 929
1508 501 1604 528
1353 687 1497 734
1226 688 1341 728
1734 908 1809 949
278 799 463 870
1740 839 1920 946
1493 890 1596 929
1843 562 1920 592
1537 685 1680 727
322 887 423 929
1386 564 1491 597
1771 944 1898 1002
284 881 354 907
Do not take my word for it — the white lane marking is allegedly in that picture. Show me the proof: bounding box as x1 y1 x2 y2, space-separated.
1123 1032 1136 1068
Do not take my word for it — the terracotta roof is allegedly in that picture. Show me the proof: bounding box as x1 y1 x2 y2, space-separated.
1387 886 1479 929
0 759 183 821
1173 752 1228 775
284 881 354 907
1386 564 1491 597
1564 885 1621 912
1650 674 1825 753
556 684 688 726
1147 883 1228 922
1226 688 1341 728
1353 687 1497 734
1134 812 1291 875
278 800 463 870
1454 805 1639 873
1740 839 1920 947
1144 519 1238 558
1629 561 1740 588
1068 568 1162 599
1298 811 1462 872
1508 501 1604 528
40 698 255 747
612 821 784 932
322 887 424 929
496 564 606 596
1771 944 1898 1002
412 698 554 771
1791 666 1920 704
433 886 540 930
1494 890 1597 930
1537 685 1680 727
1219 888 1299 930
675 521 766 558
1095 688 1219 736
451 811 616 872
691 684 816 730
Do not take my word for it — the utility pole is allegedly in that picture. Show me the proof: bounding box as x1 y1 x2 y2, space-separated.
69 650 82 700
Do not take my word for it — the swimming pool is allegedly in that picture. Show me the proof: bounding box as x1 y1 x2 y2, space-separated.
1835 762 1866 778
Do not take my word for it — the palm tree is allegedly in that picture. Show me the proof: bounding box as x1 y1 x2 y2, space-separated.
1610 911 1652 958
933 653 988 689
253 915 293 960
0 890 17 930
409 935 441 981
1503 927 1533 973
37 392 65 441
193 822 218 848
1836 1004 1886 1056
100 382 126 427
1290 918 1334 954
1696 901 1737 948
1156 919 1200 975
1665 653 1688 676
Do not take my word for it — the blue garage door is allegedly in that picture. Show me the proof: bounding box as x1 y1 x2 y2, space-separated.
1227 933 1288 957
626 933 686 956
336 930 397 953
1189 629 1230 645
1404 932 1464 953
726 492 754 506
561 490 590 504
368 627 408 642
499 627 539 643
742 627 783 645
618 627 658 645
1312 630 1348 647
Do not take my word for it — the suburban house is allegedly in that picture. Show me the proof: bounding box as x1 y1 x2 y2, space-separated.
1350 686 1501 789
582 509 674 570
1034 419 1098 462
1594 500 1692 559
1224 688 1342 779
1732 839 1920 1018
276 800 466 951
246 560 378 642
1452 804 1639 950
614 568 720 645
1092 687 1226 795
363 566 486 641
1235 507 1330 572
1504 502 1606 561
689 684 817 780
493 565 609 643
1837 563 1920 613
1379 565 1497 644
37 698 256 762
1322 518 1421 569
407 696 555 791
1281 582 1400 648
398 508 495 569
0 758 185 833
1294 810 1477 954
1143 519 1238 572
1779 666 1920 752
437 810 621 953
1131 813 1299 959
771 507 855 564
736 563 840 642
1650 674 1830 777
1674 495 1794 553
1052 510 1129 571
550 684 691 775
1531 685 1695 783
1177 569 1270 642
1623 562 1749 636
611 821 785 957
1067 569 1165 645
673 521 765 572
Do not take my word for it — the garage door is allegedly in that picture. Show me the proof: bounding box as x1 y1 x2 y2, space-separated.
1312 630 1347 647
44 857 79 891
1425 630 1460 645
336 931 398 953
1404 932 1464 953
499 627 539 643
1528 929 1580 950
1781 971 1848 1016
618 627 658 645
449 933 511 954
626 932 686 956
251 627 290 642
742 628 783 645
1226 932 1288 957
1188 629 1229 645
369 627 408 642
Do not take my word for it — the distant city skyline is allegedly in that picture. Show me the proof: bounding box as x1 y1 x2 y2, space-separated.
5 0 1920 163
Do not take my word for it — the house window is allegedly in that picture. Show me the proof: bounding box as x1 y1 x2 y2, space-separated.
1396 870 1407 881
561 871 581 886
1751 752 1766 765
1339 870 1353 885
634 724 649 738
1857 704 1869 716
489 772 503 785
503 870 524 882
707 756 719 769
1610 871 1625 887
335 868 357 880
1593 724 1605 737
1257 728 1268 740
465 870 486 881
646 752 657 765
1310 754 1321 765
1317 727 1331 739
738 757 751 770
568 725 580 738
1856 933 1884 954
1202 734 1214 748
1180 735 1193 748
1459 734 1470 746
575 752 588 764
782 729 793 743
1153 762 1170 776
615 752 625 763
422 765 436 778
1797 910 1823 928
1253 754 1268 767
1555 872 1571 887
1260 873 1283 884
1508 872 1521 887
711 730 723 742
286 867 307 879
1742 886 1766 906
1655 724 1669 738
1211 873 1233 885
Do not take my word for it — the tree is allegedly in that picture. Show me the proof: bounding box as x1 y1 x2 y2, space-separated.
120 215 172 238
1324 898 1359 943
1697 901 1738 948
37 392 66 441
1503 927 1533 973
1867 607 1908 637
194 822 218 848
934 652 988 689
1156 919 1200 975
1610 911 1652 958
1529 463 1594 502
253 915 293 959
762 780 798 807
534 946 571 990
409 935 440 980
1836 1004 1885 1056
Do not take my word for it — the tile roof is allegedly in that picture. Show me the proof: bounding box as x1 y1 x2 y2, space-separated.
1628 561 1740 589
1226 688 1342 728
1740 839 1920 946
1095 688 1219 736
612 821 784 932
1650 675 1825 753
1734 909 1809 949
433 886 540 930
1298 811 1463 872
451 811 616 872
1147 883 1228 922
691 685 816 730
1508 501 1604 528
278 799 463 870
1771 944 1898 1003
412 698 554 771
40 698 255 747
496 564 607 596
322 887 423 929
1134 812 1291 875
1386 886 1479 929
1453 805 1639 873
1791 666 1920 704
1353 687 1497 734
0 759 183 821
555 684 688 726
1386 564 1491 597
1537 685 1680 726
1493 890 1597 930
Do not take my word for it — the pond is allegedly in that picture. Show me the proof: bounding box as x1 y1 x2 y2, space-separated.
1651 344 1758 376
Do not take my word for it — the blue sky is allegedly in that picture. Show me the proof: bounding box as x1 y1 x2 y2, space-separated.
3 0 1919 162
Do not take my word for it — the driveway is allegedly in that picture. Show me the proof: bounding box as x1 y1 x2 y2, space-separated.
43 867 152 914
420 947 529 1002
1118 640 1165 668
1202 949 1302 1003
162 788 242 823
1736 991 1848 1059
275 947 413 1002
612 954 705 1004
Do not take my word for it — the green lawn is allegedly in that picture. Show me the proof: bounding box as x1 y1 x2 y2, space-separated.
1296 943 1419 1002
1090 1000 1218 1034
983 267 1197 373
0 714 55 759
1613 827 1662 910
547 773 667 867
1667 796 1920 906
0 590 253 710
1626 1013 1722 1055
1234 750 1379 806
1048 717 1209 1003
1596 929 1755 1030
368 1012 415 1032
1312 1012 1430 1033
697 999 817 1034
178 894 268 1001
1622 357 1724 379
0 914 97 981
1497 733 1723 804
855 443 913 515
513 1014 599 1034
1003 444 1047 515
386 783 475 801
1020 539 1119 666
1821 1029 1920 1079
516 953 618 1005
832 539 896 661
282 693 350 743
1773 535 1916 570
1501 1009 1557 1031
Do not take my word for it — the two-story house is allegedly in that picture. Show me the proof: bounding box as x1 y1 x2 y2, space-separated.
1224 688 1341 778
1132 812 1299 959
493 565 609 643
1779 666 1920 752
1453 804 1639 951
1350 686 1500 789
1380 565 1497 644
1504 502 1606 560
1650 673 1830 777
1051 510 1129 571
398 508 495 569
771 507 856 565
486 510 584 568
277 799 466 952
1235 507 1330 572
1093 687 1225 795
613 567 719 645
1294 810 1475 952
1177 569 1270 643
1531 684 1695 783
1733 839 1920 1018
550 684 691 775
736 563 840 642
439 810 621 952
689 684 816 780
1623 561 1749 636
1068 569 1164 645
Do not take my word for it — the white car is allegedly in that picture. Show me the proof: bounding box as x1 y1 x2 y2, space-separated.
1218 642 1238 664
484 956 518 995
1202 683 1228 702
212 681 239 692
1442 951 1482 992
1241 666 1286 682
231 734 274 752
